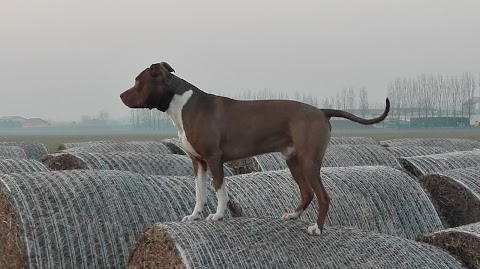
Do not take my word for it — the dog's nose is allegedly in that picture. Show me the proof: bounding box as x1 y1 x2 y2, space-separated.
120 92 125 99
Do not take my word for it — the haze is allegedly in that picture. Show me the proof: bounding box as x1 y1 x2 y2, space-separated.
1 0 479 122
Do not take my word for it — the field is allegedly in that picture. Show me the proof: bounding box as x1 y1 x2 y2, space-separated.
1 128 480 153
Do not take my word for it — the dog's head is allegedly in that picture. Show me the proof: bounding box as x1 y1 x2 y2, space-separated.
120 62 176 111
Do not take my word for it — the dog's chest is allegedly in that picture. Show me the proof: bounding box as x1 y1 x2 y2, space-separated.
165 90 201 157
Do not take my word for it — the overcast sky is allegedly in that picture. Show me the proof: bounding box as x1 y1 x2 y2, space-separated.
1 0 479 122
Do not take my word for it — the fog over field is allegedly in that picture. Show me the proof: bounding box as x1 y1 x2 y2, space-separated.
1 0 480 122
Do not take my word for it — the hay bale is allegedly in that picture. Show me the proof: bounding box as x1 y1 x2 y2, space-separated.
225 157 262 175
160 138 186 155
380 138 480 151
41 151 234 176
0 142 48 160
401 150 480 176
57 140 125 151
420 222 480 269
386 146 451 158
0 159 50 174
0 170 234 269
225 166 443 240
419 166 480 227
128 218 464 269
62 141 172 154
0 146 27 159
329 136 380 145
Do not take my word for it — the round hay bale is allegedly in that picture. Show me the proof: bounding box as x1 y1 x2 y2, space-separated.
386 146 451 158
0 146 27 159
418 166 480 227
57 140 126 151
0 170 234 269
0 159 50 174
0 142 48 160
380 138 480 151
329 136 379 146
225 166 443 240
62 141 172 155
41 151 234 176
324 144 401 168
253 153 287 171
420 222 480 269
160 138 186 155
0 187 24 269
401 150 480 177
128 218 464 269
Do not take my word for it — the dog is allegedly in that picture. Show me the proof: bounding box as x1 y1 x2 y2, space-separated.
120 62 390 235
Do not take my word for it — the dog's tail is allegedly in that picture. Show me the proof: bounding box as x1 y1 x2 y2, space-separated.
321 98 390 125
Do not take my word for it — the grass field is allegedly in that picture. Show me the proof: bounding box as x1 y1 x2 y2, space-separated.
1 128 480 153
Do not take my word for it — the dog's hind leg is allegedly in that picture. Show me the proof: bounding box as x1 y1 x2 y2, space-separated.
282 155 313 220
182 158 208 221
205 155 228 221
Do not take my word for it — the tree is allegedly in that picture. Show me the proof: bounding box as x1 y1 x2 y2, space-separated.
358 87 369 118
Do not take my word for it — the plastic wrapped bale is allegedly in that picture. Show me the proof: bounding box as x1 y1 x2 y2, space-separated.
420 222 480 269
225 166 444 240
41 152 234 177
160 138 186 155
386 146 451 158
418 166 480 227
401 150 480 177
380 138 480 151
323 144 402 168
0 170 235 269
0 159 50 174
128 218 464 269
0 146 27 159
0 142 48 160
329 136 379 146
62 141 172 155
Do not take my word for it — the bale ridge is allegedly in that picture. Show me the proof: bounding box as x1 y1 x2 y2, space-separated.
386 146 451 158
380 138 480 151
401 150 480 176
160 138 186 155
41 151 233 176
329 136 380 145
61 141 172 155
0 142 48 160
0 170 233 269
420 222 480 269
0 146 27 159
0 159 50 174
419 166 480 227
129 218 464 269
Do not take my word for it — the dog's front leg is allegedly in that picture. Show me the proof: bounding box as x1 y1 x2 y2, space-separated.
183 159 208 221
205 156 228 221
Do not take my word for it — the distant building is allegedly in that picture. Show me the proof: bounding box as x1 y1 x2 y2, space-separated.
0 116 50 128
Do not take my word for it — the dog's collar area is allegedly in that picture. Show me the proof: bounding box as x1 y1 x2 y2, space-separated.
167 75 183 94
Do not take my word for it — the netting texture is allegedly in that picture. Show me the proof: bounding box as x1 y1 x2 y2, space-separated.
43 152 234 177
0 159 50 174
380 138 480 151
0 142 48 160
329 136 380 145
386 146 451 158
252 145 401 172
401 150 480 176
62 141 172 155
57 141 127 150
0 146 27 159
138 218 464 269
225 166 443 240
0 170 232 269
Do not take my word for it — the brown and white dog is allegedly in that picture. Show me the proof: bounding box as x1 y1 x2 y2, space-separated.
120 62 390 235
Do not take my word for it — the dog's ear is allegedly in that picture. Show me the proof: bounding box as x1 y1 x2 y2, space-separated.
160 62 175 73
149 62 175 77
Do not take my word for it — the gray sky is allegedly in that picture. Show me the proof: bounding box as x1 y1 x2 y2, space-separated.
1 0 479 122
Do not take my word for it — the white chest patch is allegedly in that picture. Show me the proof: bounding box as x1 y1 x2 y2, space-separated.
165 90 201 157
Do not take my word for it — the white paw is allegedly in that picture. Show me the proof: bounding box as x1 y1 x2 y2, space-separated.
282 210 303 220
206 213 224 221
307 223 321 235
182 213 200 222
